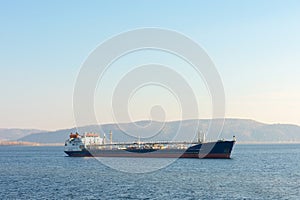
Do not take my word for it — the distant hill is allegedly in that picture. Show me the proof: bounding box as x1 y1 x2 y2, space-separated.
17 119 300 144
0 128 46 141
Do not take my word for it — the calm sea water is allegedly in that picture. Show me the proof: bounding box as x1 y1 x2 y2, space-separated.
0 144 299 200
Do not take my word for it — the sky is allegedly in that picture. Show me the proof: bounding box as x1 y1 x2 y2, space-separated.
0 0 300 130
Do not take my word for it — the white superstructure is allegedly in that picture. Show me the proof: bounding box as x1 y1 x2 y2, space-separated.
64 133 103 152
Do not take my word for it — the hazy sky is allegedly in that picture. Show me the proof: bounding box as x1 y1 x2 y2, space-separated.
1 0 300 130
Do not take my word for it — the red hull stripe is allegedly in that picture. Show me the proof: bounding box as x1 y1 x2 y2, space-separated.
66 152 231 159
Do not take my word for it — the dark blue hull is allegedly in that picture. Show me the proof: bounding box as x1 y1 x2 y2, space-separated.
65 141 235 159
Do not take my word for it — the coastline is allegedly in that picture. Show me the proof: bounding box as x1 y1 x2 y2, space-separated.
0 141 63 146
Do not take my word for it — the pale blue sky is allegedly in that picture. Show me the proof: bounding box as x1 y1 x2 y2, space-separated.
0 0 300 130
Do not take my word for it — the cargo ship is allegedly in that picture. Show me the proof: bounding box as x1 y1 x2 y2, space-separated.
64 132 236 159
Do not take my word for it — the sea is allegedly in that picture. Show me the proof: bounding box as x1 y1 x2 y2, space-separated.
0 144 299 200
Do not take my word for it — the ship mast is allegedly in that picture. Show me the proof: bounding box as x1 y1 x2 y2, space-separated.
109 130 113 144
109 130 113 150
197 130 206 143
138 135 141 148
103 133 106 144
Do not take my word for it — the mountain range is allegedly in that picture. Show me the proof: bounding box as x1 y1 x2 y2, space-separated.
0 128 45 141
1 119 300 144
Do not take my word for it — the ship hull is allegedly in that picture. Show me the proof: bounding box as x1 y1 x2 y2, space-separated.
65 141 235 159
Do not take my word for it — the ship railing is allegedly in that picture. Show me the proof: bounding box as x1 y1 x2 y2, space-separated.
88 141 198 146
84 141 201 150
